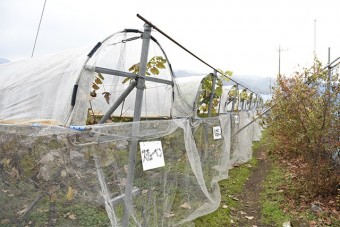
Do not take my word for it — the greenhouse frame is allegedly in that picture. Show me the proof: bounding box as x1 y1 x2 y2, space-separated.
0 23 265 226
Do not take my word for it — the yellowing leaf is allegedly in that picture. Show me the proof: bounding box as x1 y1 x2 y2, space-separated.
156 62 165 69
97 73 104 80
92 83 99 90
95 77 102 84
149 67 159 75
129 63 139 73
122 77 131 84
66 186 75 201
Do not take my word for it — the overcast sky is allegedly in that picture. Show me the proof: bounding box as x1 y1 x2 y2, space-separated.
1 0 339 77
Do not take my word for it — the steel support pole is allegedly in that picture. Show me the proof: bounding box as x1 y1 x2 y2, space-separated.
122 23 151 227
98 80 137 124
231 84 239 111
208 70 217 117
231 85 236 112
248 93 253 110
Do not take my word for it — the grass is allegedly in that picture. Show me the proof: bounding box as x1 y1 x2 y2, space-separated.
260 164 290 226
194 149 258 226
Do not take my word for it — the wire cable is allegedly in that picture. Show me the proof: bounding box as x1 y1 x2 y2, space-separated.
31 0 47 58
136 14 259 95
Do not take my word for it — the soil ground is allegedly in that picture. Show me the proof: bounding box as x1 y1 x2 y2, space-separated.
230 149 273 227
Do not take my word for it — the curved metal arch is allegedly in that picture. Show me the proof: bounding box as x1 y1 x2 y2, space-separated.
64 29 176 125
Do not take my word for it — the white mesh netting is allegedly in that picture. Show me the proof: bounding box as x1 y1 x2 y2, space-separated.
0 27 266 226
0 112 262 226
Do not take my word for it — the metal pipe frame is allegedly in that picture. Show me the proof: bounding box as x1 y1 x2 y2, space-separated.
98 80 137 124
122 23 152 227
208 70 217 117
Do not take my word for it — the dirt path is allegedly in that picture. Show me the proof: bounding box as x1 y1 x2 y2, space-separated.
231 149 273 227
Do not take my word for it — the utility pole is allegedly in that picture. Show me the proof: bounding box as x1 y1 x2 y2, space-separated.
278 45 288 76
314 19 317 56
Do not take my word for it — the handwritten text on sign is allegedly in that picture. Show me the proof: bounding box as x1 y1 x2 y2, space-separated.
140 141 165 171
213 126 222 140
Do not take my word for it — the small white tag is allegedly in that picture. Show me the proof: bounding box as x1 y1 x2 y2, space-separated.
213 126 222 140
140 141 165 171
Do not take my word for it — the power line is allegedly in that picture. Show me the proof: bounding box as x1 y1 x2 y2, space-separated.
31 0 47 58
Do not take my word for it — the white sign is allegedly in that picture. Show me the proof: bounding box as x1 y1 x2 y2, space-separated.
212 126 222 140
140 141 165 171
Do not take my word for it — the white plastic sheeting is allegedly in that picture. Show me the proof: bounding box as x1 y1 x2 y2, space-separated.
0 31 177 125
0 112 262 226
0 48 89 125
0 27 263 125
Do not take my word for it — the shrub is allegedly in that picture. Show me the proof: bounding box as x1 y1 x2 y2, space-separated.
268 59 339 198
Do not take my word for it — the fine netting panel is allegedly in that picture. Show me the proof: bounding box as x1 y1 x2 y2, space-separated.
229 111 255 166
0 114 261 226
172 75 205 117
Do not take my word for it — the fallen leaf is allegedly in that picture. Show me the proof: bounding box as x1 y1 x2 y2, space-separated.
240 211 246 215
11 167 20 179
50 193 58 202
230 220 234 224
17 207 28 216
61 170 67 177
66 186 75 201
222 205 228 209
309 220 317 226
282 221 291 227
324 218 332 225
180 202 191 210
1 158 11 168
68 214 77 220
245 216 254 220
48 184 60 194
164 213 175 218
1 219 10 225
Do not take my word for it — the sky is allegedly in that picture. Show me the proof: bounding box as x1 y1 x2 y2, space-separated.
1 0 340 78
